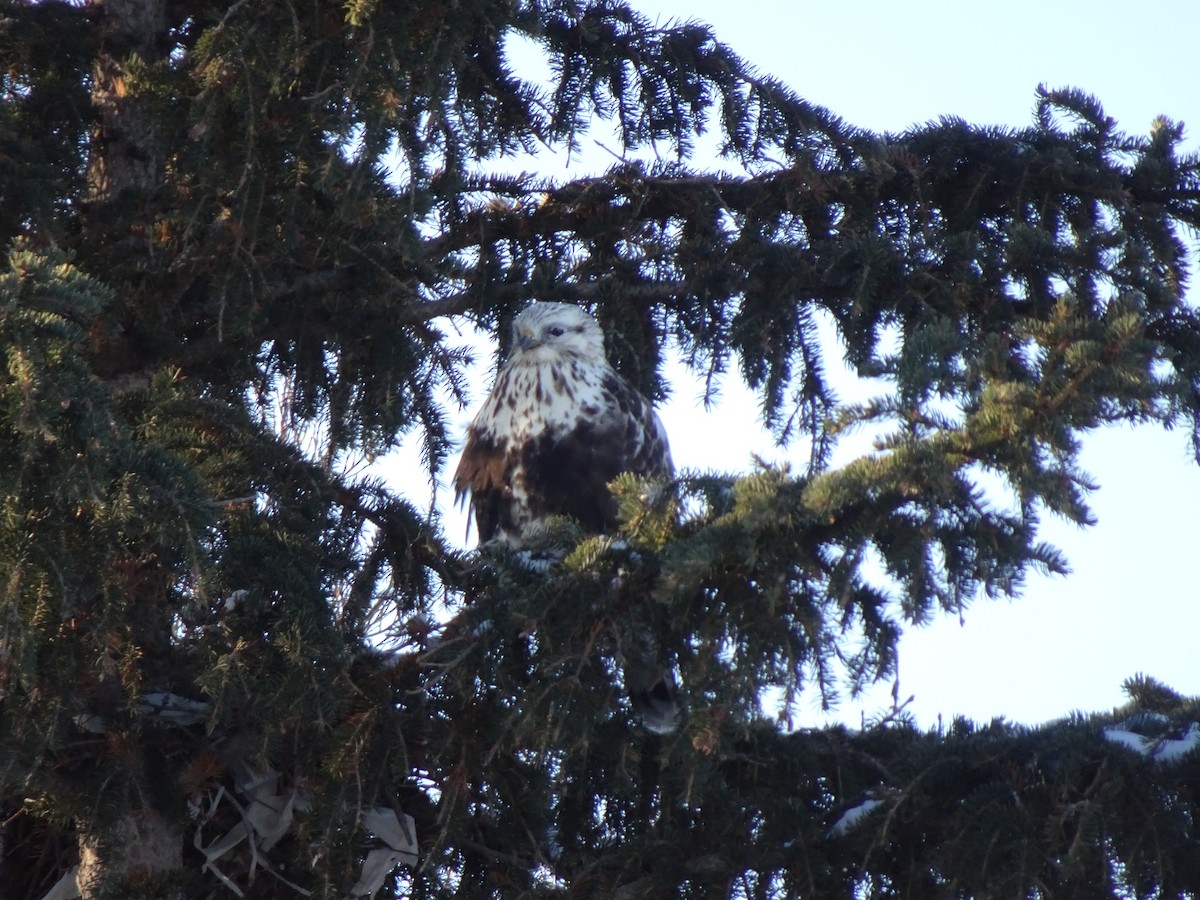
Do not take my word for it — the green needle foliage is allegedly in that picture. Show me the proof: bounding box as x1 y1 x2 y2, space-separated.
0 1 1199 897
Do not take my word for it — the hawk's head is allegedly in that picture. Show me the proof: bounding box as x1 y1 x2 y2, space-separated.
509 302 606 367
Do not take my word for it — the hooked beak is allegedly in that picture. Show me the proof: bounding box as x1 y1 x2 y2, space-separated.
516 328 539 351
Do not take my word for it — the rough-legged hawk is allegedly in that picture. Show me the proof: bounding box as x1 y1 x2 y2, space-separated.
453 302 677 732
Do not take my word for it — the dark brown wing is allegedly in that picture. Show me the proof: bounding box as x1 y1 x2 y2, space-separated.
453 367 671 545
517 370 671 533
600 369 672 480
452 428 512 544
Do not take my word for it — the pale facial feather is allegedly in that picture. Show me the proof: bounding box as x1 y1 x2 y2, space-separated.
470 303 611 441
509 302 607 367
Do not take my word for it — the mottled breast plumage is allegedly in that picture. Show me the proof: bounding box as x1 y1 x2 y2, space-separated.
453 303 672 546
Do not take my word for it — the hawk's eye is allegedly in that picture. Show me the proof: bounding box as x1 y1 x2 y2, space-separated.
547 326 565 337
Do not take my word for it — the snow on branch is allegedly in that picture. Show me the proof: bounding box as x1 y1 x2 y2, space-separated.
1103 721 1200 764
827 797 885 838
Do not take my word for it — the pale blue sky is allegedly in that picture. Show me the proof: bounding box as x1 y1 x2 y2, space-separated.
387 0 1200 728
641 0 1200 726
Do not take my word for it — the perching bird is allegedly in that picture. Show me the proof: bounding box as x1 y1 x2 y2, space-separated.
453 302 678 732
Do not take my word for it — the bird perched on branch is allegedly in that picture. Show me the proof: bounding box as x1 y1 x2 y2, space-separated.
453 301 678 732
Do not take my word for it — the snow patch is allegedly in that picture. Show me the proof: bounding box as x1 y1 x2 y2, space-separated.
1103 722 1200 764
828 797 885 837
1102 728 1153 755
1152 722 1200 764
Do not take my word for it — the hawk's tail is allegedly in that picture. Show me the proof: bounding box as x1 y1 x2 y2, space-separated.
629 673 679 735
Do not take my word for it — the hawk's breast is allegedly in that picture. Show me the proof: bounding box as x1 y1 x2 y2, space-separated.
455 357 670 544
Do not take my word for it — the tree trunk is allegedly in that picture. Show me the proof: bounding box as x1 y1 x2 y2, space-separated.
75 2 184 896
76 810 184 899
85 0 167 203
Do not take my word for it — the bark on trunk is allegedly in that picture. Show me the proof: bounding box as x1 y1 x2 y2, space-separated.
85 0 167 203
75 3 184 895
76 809 184 899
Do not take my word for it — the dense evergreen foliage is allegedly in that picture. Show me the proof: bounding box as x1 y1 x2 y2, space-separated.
1 1 1199 897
